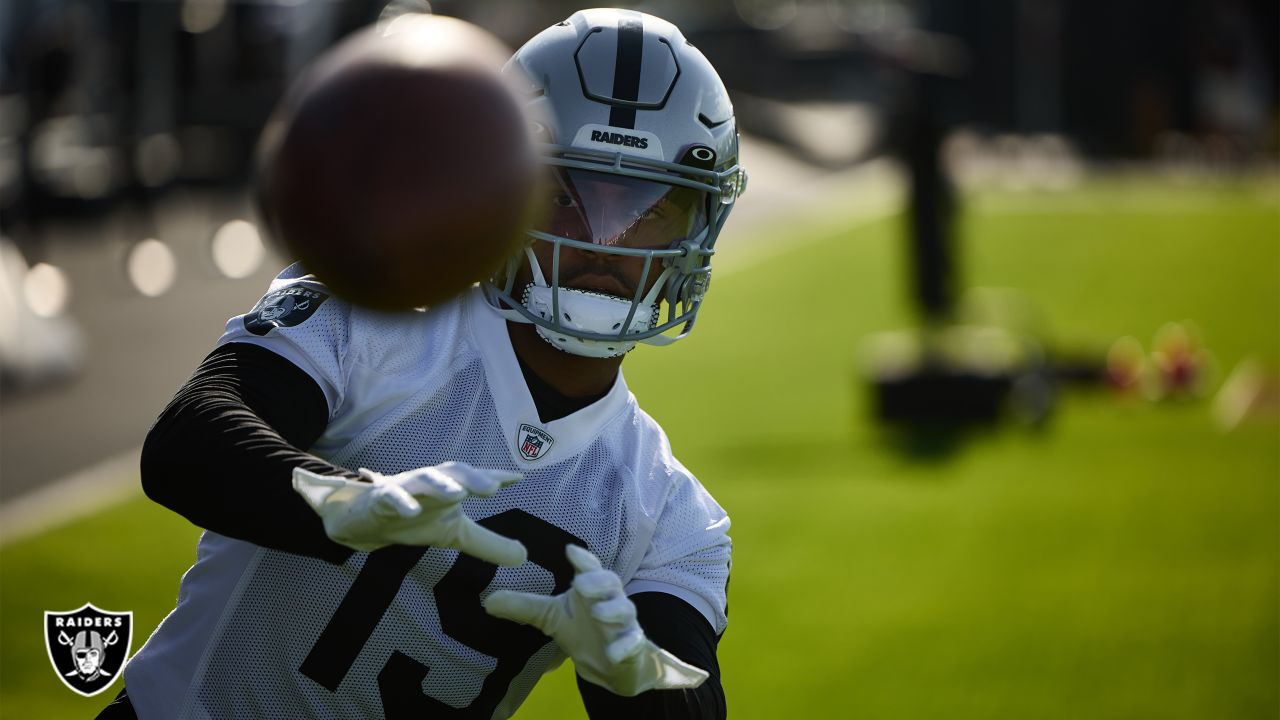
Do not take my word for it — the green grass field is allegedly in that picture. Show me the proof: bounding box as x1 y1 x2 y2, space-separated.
3 176 1277 718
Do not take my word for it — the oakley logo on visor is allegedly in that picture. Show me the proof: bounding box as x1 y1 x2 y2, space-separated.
573 124 663 160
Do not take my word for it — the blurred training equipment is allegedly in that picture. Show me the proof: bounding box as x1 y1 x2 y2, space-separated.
257 13 537 311
864 14 1059 448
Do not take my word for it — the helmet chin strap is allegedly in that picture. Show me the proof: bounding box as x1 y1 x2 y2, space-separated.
521 247 672 359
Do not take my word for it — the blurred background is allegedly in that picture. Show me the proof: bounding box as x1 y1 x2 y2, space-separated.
1 0 1276 717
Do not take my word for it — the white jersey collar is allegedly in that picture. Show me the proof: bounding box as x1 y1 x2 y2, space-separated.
465 289 632 465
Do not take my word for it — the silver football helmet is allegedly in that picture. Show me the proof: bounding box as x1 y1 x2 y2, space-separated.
484 8 746 358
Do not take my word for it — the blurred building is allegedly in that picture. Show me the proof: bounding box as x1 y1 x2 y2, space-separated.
2 0 1275 223
0 0 1275 274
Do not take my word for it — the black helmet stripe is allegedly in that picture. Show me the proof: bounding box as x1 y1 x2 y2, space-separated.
608 13 644 129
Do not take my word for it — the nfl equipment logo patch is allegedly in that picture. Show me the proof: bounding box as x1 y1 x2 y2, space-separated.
517 423 554 461
44 603 132 697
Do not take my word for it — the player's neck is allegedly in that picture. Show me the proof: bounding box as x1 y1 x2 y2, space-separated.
506 322 623 399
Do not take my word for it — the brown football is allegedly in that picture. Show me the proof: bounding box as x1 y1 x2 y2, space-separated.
257 14 537 311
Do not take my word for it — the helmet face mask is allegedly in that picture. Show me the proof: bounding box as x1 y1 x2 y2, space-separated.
484 9 746 357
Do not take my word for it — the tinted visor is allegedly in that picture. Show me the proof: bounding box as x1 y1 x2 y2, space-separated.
537 168 708 250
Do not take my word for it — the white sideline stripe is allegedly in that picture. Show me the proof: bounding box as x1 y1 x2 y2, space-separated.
715 158 905 277
715 206 896 282
0 447 142 548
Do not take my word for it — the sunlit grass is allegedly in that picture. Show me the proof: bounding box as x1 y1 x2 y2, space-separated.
3 177 1276 718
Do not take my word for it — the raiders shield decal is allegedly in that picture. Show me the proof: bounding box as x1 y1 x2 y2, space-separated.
244 285 328 336
44 603 133 697
517 424 554 461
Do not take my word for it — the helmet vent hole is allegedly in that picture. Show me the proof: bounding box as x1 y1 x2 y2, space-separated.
612 322 621 329
698 113 727 129
563 313 572 322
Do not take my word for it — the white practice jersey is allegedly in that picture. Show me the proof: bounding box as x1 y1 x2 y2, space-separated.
125 265 731 720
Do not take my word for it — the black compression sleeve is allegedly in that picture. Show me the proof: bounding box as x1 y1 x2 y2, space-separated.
140 342 357 564
576 593 726 720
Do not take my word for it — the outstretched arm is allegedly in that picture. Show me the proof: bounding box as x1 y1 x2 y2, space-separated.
141 342 357 563
575 592 725 720
485 545 726 719
142 342 526 567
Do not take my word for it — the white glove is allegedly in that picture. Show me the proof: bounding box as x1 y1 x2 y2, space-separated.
292 462 527 566
483 544 709 696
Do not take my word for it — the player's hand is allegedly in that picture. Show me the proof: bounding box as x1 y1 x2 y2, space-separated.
483 544 709 696
292 462 527 566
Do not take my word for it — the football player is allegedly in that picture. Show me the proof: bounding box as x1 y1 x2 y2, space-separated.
104 9 746 719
